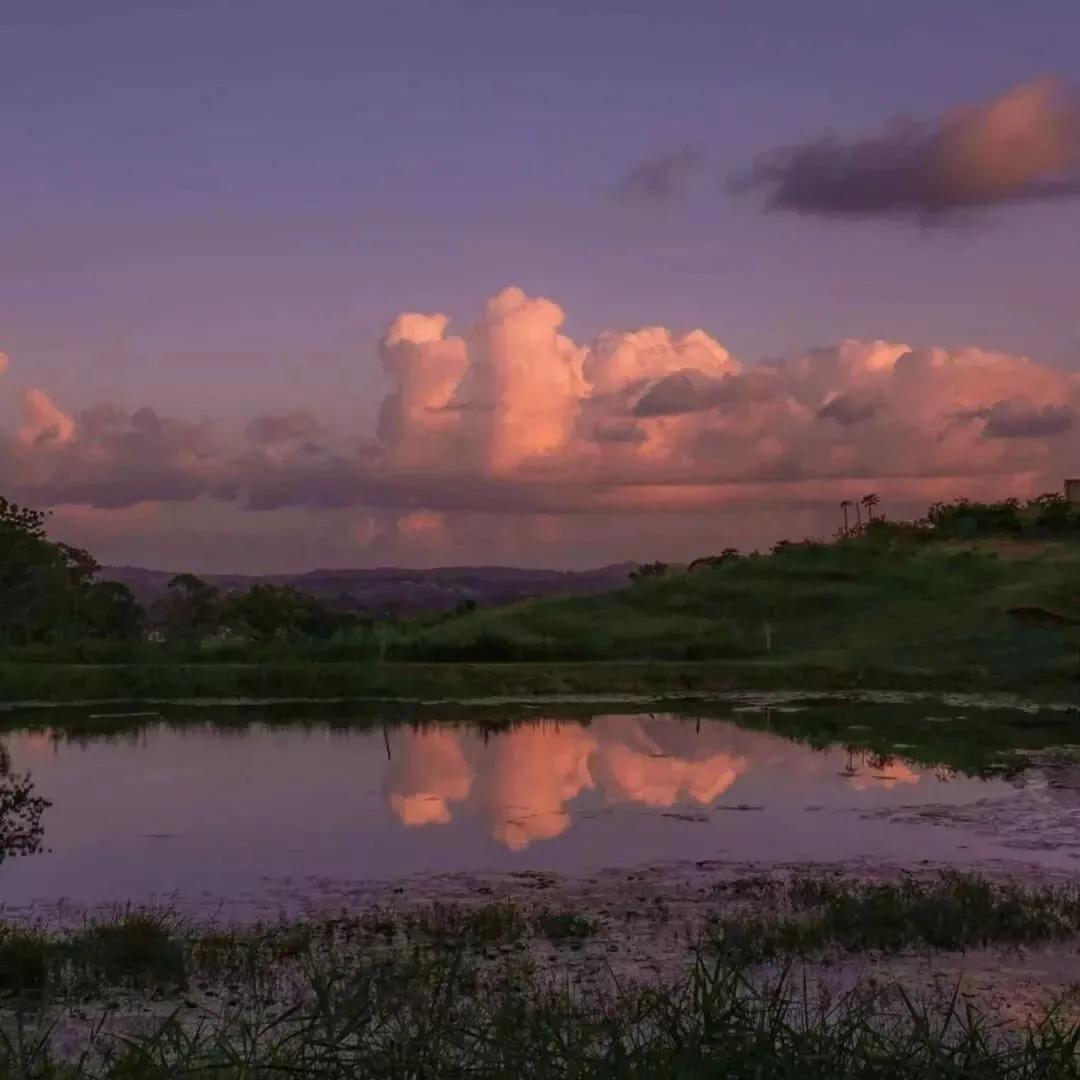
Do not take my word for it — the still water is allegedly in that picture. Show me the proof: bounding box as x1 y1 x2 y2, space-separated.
0 704 1071 916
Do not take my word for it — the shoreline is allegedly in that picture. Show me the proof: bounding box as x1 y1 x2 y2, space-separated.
3 659 1078 708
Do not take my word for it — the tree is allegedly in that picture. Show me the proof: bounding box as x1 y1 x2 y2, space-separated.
861 493 880 523
1030 492 1074 533
840 500 853 533
163 573 221 640
81 581 144 640
221 584 340 642
0 496 104 643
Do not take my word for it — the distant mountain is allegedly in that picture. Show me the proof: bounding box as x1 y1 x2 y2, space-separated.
101 563 637 616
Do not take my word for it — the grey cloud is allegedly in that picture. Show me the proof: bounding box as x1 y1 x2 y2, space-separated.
972 400 1075 439
245 412 322 443
613 145 707 205
733 79 1080 221
14 406 219 509
818 395 881 425
590 421 647 445
631 368 762 418
633 371 713 417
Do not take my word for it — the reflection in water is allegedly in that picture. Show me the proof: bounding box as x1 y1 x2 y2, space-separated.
384 729 473 826
481 726 597 850
0 744 50 864
849 760 921 792
384 714 925 850
0 709 1040 913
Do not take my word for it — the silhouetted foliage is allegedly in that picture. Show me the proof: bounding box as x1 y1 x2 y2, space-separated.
0 747 50 864
688 549 741 571
629 561 669 582
158 573 221 641
0 496 124 644
221 583 344 642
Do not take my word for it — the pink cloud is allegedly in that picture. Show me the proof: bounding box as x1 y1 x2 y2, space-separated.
18 388 75 448
4 285 1080 563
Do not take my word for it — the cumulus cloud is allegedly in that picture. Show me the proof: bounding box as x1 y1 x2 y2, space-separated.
613 144 708 205
18 388 76 447
245 412 322 444
736 78 1080 220
4 285 1080 546
7 400 220 509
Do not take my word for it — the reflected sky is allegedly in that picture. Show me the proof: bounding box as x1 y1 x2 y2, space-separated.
0 711 1045 915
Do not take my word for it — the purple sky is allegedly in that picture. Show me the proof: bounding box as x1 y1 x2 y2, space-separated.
3 0 1080 571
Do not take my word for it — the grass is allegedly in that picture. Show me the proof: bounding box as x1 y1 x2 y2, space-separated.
64 910 187 991
0 929 49 997
4 919 1080 1077
707 873 1080 960
5 878 1080 1075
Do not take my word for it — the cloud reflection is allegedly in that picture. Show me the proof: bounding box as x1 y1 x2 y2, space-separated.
384 716 928 850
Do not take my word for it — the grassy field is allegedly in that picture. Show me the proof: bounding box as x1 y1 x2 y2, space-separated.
5 538 1080 703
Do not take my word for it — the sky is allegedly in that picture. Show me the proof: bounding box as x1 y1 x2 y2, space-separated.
2 0 1080 571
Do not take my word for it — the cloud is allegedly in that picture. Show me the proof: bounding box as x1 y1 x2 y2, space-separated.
817 393 881 426
612 145 707 205
633 369 727 417
245 412 322 444
966 398 1074 438
736 78 1080 220
7 401 220 509
18 389 76 447
4 286 1080 551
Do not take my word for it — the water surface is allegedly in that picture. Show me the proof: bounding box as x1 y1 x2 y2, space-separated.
0 702 1074 916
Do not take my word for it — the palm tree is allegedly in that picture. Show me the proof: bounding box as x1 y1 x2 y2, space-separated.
840 500 853 534
861 493 881 523
854 500 862 531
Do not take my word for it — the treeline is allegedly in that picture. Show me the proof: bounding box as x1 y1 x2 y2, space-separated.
0 498 354 649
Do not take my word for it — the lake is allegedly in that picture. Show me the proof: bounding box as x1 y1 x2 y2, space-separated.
2 696 1077 918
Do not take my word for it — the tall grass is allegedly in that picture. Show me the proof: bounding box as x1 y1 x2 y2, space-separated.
3 940 1080 1078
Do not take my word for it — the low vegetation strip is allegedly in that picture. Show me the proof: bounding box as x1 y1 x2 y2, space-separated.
708 873 1080 958
0 657 1005 707
4 874 1080 1078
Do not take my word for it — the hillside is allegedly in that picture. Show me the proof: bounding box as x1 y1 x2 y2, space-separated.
391 537 1080 692
101 563 636 615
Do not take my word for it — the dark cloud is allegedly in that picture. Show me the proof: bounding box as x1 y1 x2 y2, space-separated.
733 79 1080 221
632 370 721 417
613 145 707 205
590 421 647 445
818 394 881 425
971 400 1075 439
11 405 220 509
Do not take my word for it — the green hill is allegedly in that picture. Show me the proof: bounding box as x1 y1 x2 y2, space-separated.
395 536 1080 695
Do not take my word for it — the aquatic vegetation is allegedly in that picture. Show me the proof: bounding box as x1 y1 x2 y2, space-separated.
64 910 188 991
0 929 48 997
4 918 1080 1078
707 873 1080 959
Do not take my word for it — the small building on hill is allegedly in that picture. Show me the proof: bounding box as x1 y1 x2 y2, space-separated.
1066 478 1080 505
